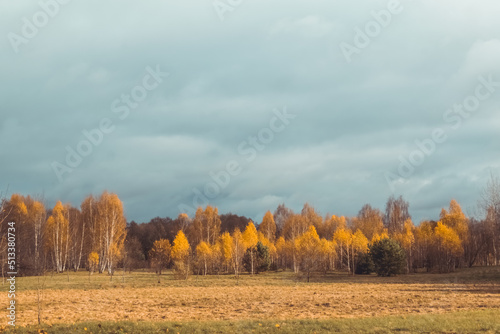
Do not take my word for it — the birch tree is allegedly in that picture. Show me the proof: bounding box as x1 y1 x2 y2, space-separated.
295 226 322 282
45 201 69 273
171 230 190 279
231 228 245 278
259 211 277 242
97 192 127 275
242 222 258 275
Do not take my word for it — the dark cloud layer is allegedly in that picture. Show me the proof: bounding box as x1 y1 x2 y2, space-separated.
1 0 499 223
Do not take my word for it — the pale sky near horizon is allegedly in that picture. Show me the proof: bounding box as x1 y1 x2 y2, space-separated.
1 0 499 224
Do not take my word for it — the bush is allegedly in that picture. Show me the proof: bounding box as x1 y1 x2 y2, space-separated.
173 260 190 280
355 252 374 275
369 238 406 277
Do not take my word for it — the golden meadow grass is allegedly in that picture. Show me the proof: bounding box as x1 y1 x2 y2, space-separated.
1 267 499 328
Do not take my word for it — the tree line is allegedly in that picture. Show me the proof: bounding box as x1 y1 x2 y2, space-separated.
0 191 126 279
0 175 499 280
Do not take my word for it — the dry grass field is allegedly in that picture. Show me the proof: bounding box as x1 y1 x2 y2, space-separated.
1 267 499 332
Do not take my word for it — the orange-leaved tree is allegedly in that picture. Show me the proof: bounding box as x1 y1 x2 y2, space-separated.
231 228 245 278
295 226 322 282
171 230 190 279
88 252 99 275
393 219 414 273
195 241 212 275
96 192 127 275
351 229 369 273
149 239 171 279
242 222 258 275
440 200 469 245
434 221 463 272
259 211 277 242
219 232 233 273
333 227 353 272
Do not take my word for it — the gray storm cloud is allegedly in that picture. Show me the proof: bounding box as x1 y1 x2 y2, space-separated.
1 0 499 223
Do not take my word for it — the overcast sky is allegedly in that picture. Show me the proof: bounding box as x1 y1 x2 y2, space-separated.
1 0 499 224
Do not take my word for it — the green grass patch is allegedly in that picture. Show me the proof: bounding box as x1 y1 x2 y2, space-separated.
2 309 499 334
